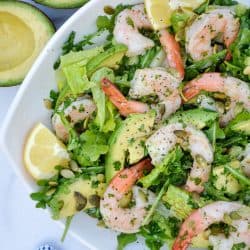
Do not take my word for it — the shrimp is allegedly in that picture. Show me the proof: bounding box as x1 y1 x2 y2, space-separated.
101 78 149 116
129 68 182 119
186 8 240 61
146 123 213 193
114 4 154 57
182 73 250 125
114 5 184 78
159 30 185 79
241 144 250 177
52 97 96 141
100 158 155 233
172 201 250 250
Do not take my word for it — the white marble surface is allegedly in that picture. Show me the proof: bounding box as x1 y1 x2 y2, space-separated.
0 2 89 250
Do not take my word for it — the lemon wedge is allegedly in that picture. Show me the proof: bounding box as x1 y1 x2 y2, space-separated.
145 0 172 30
24 123 70 180
169 0 206 10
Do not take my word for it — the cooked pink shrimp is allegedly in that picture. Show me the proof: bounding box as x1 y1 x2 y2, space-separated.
173 201 250 250
114 4 154 57
113 4 184 77
101 78 149 116
146 123 213 193
159 30 185 79
186 8 240 61
129 68 182 119
52 97 96 141
100 158 155 233
182 73 250 125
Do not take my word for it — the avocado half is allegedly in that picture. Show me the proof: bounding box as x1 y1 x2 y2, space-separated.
34 0 88 9
0 1 55 87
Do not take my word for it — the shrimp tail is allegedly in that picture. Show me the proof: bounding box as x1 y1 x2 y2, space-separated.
172 210 206 250
101 78 149 116
110 158 153 194
182 73 224 101
159 29 185 80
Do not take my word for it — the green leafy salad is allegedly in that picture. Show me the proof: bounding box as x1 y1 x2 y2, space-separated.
28 0 250 249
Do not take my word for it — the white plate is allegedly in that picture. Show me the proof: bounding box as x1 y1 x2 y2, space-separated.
1 0 249 249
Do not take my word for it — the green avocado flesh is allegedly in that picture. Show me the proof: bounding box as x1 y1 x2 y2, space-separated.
35 0 88 8
0 12 35 72
0 1 55 86
105 111 155 182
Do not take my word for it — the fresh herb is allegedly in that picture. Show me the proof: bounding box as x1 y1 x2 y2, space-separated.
185 50 227 80
117 233 137 250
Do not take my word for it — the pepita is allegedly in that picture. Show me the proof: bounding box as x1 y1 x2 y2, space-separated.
61 169 75 179
74 192 87 211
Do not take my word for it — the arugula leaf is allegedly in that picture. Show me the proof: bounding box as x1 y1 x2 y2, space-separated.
205 121 225 149
61 216 73 242
96 16 112 30
224 164 250 186
142 180 169 226
185 50 227 80
140 147 189 188
117 233 137 250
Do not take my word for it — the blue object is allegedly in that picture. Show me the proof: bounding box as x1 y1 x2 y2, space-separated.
38 244 57 250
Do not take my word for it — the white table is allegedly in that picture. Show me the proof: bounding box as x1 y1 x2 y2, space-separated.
0 2 89 249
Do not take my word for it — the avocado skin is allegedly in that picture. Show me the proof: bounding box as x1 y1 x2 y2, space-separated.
105 111 155 182
35 0 88 9
0 1 55 86
86 44 127 77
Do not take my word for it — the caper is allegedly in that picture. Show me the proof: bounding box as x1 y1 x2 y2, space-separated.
89 194 101 207
74 192 87 211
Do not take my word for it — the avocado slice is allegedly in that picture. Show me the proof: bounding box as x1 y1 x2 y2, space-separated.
86 44 127 77
168 108 218 129
0 1 55 86
34 0 88 8
49 175 106 219
227 111 250 135
105 111 155 182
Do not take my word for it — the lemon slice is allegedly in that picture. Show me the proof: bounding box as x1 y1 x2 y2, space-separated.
145 0 172 30
169 0 206 10
24 123 70 180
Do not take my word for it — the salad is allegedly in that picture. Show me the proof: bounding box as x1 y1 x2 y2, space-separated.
25 0 250 249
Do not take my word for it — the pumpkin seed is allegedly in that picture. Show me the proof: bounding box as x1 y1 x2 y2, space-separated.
70 160 81 173
61 169 75 179
48 181 58 187
43 99 52 110
89 195 100 207
74 192 87 211
46 188 56 196
104 5 115 15
174 130 188 138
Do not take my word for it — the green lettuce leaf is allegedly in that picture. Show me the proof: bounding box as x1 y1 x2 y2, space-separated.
62 65 94 96
117 233 137 250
